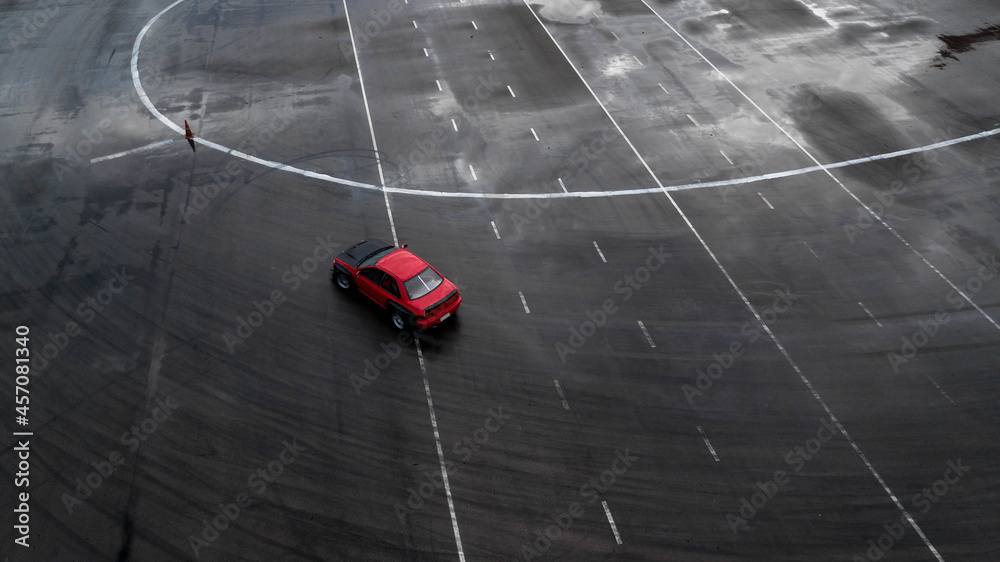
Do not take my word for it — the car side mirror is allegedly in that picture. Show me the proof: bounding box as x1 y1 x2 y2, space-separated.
401 243 407 249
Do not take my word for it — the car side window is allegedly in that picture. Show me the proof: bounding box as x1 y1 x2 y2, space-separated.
359 268 384 286
380 275 400 298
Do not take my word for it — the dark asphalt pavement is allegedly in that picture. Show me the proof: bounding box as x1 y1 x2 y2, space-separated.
1 0 999 560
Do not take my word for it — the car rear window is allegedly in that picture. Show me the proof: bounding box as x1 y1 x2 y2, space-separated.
404 267 443 300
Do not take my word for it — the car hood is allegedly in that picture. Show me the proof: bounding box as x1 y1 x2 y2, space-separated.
337 238 393 268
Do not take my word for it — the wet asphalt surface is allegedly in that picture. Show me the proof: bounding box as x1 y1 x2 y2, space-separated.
1 0 999 560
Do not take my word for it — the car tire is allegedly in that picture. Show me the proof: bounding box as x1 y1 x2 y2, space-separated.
390 310 408 330
335 271 353 290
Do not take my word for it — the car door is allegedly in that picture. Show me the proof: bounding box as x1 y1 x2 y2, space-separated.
357 268 388 307
379 273 403 309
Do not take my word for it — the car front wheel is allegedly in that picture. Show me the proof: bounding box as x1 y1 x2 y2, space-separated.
335 271 353 290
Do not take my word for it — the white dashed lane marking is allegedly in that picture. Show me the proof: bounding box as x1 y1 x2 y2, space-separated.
925 375 957 406
757 192 774 209
553 379 570 410
858 301 882 328
602 501 623 545
593 241 607 263
697 425 721 462
637 320 655 348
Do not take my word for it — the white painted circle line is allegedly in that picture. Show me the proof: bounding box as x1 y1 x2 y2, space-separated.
131 0 1000 204
91 138 175 164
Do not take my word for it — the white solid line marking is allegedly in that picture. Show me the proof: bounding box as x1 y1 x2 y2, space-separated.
553 379 570 410
90 139 175 164
640 0 998 340
530 127 539 141
925 375 956 405
491 220 501 239
802 241 820 259
557 178 568 193
697 425 721 462
507 85 516 97
519 291 530 313
413 20 418 28
529 5 946 560
452 118 458 131
858 302 883 328
637 320 655 348
611 31 620 40
471 20 478 29
757 192 775 209
687 114 699 126
593 241 607 263
633 55 643 65
134 2 1000 208
658 82 669 94
436 79 442 91
415 337 467 562
719 150 734 165
343 0 397 245
469 164 477 180
602 501 623 545
423 47 429 56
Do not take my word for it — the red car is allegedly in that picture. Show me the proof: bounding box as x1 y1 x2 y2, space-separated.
332 239 461 330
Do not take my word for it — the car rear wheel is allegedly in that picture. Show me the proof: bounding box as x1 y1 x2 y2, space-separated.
335 271 353 290
390 310 408 330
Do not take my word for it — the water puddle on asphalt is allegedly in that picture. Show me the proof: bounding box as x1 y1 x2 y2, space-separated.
938 24 1000 59
531 0 602 24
